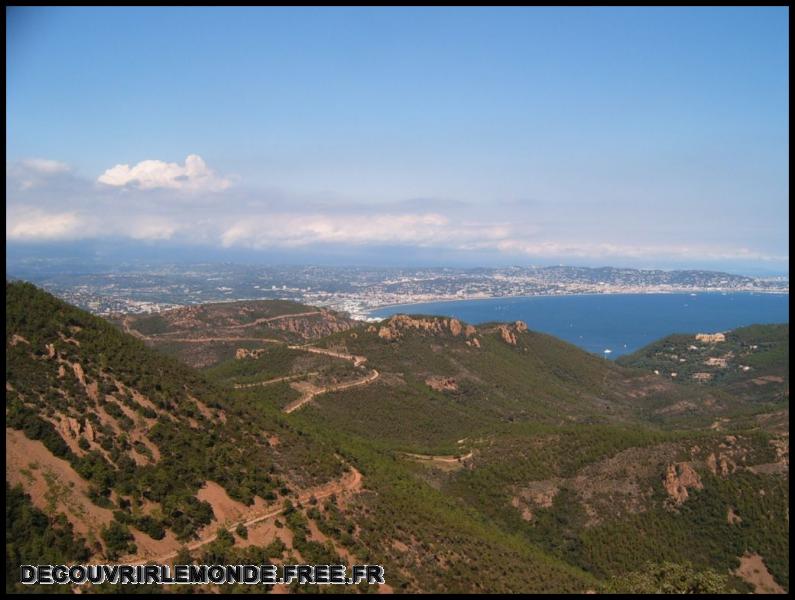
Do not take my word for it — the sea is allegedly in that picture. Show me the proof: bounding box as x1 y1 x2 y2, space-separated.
367 292 790 359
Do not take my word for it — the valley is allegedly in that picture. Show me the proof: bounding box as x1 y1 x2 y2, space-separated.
5 282 789 593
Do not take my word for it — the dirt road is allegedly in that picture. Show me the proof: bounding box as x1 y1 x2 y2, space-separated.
225 311 324 329
127 466 363 566
144 336 286 344
402 450 474 463
283 369 380 414
234 372 319 389
288 345 368 367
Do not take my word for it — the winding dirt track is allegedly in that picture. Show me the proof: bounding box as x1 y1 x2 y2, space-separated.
234 372 319 389
283 369 380 414
121 316 147 340
128 466 363 566
402 451 474 463
288 345 369 367
124 314 381 414
109 314 377 566
142 337 286 344
225 311 324 329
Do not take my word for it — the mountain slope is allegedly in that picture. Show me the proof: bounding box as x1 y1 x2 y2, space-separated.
6 282 347 568
111 300 358 368
5 283 598 593
6 284 789 593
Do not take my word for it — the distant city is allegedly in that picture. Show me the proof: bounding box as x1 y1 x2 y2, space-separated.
8 263 789 321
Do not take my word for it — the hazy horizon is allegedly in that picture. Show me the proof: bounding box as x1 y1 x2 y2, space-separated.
7 7 790 274
5 239 790 279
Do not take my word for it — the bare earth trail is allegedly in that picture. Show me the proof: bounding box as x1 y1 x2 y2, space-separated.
124 317 380 414
122 316 148 340
142 336 287 344
127 466 363 566
123 310 324 341
234 372 320 389
116 318 377 562
224 311 324 330
288 344 369 367
402 451 475 463
283 368 380 414
278 344 378 413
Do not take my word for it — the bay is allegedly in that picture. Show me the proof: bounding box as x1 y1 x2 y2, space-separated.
367 292 790 358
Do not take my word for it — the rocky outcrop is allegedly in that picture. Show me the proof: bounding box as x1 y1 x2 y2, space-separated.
499 325 518 345
663 462 703 506
510 497 535 521
378 326 396 341
376 315 479 341
425 377 458 392
67 417 81 438
449 319 463 337
9 334 30 346
235 348 266 360
84 421 96 442
496 321 527 346
72 362 86 386
706 452 737 477
727 507 742 525
269 310 354 339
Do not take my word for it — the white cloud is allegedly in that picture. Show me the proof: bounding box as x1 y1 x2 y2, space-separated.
218 212 789 263
485 239 788 262
7 208 82 240
221 213 458 248
20 158 71 174
7 158 73 190
127 218 178 240
97 154 230 192
5 157 786 267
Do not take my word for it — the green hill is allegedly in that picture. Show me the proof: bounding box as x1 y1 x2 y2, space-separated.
5 281 345 590
6 283 789 593
618 323 789 411
110 299 359 368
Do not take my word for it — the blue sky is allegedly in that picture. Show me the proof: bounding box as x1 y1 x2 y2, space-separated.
6 7 789 274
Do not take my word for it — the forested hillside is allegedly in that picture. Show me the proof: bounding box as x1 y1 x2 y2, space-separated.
6 283 789 593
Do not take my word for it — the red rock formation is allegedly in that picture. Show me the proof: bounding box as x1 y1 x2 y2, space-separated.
663 462 703 506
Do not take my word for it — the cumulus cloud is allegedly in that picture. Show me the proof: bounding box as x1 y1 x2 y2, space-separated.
5 155 787 267
97 154 230 192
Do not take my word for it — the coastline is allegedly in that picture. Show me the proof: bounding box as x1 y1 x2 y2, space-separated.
361 289 790 319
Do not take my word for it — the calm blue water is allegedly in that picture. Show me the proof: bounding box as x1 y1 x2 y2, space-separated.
368 293 789 358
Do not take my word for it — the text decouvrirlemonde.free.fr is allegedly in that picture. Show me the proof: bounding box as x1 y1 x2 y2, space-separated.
21 564 386 586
